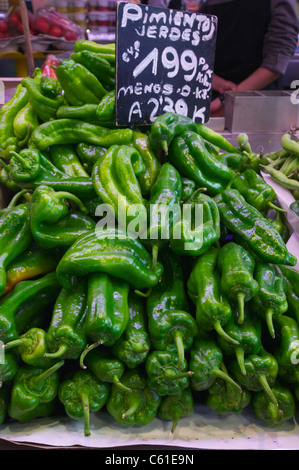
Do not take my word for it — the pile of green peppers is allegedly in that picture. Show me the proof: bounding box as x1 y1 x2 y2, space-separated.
0 40 299 437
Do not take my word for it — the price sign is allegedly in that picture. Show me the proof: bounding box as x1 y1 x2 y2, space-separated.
116 1 217 126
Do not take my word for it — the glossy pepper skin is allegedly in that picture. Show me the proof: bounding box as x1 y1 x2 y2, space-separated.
44 280 87 361
92 145 147 233
145 350 193 396
0 351 19 384
76 142 107 174
106 367 161 427
30 119 133 151
29 185 95 250
253 382 296 427
187 247 238 345
49 144 89 178
71 50 115 91
189 335 241 392
13 102 39 146
55 59 107 105
96 90 115 122
57 103 99 122
170 190 220 257
214 189 297 266
217 242 259 324
272 315 299 384
196 123 239 154
252 262 288 339
157 388 194 433
168 131 235 196
181 177 196 202
83 348 131 392
217 308 262 376
148 112 198 154
58 369 110 436
229 347 279 406
22 76 65 123
0 271 61 343
279 267 299 322
111 293 151 369
55 228 163 292
8 360 64 423
0 203 32 296
215 152 243 172
269 211 290 243
145 162 182 264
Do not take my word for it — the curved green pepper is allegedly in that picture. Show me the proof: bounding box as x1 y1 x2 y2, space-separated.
272 315 299 384
253 382 296 427
22 76 65 123
269 211 290 243
49 144 89 178
57 103 98 122
181 177 196 202
76 142 107 174
196 123 239 154
0 351 19 384
13 102 39 146
71 50 115 90
149 112 197 154
96 90 115 122
157 388 194 433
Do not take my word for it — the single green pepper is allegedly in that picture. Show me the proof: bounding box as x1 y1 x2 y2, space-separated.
0 386 9 424
73 40 115 57
269 211 290 243
55 228 163 291
8 360 64 423
13 102 39 146
39 75 63 99
22 76 65 122
272 315 299 384
217 242 259 324
71 50 115 90
83 348 131 392
181 177 196 202
215 152 243 172
187 247 238 345
58 369 110 436
229 347 279 406
55 59 107 105
0 351 19 384
170 189 221 257
145 350 193 396
252 262 288 338
44 279 87 361
279 266 299 298
0 202 32 296
214 189 297 266
0 272 61 343
29 184 95 250
145 162 182 265
96 90 115 122
196 123 239 154
57 103 99 122
0 166 20 192
76 142 107 174
157 388 194 433
30 119 133 152
148 112 198 154
217 308 262 376
111 293 150 369
168 131 235 196
49 144 89 178
106 367 161 427
189 335 241 392
253 382 296 427
290 200 299 217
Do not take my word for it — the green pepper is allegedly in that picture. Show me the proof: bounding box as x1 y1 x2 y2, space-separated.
111 293 150 369
8 149 96 200
252 382 296 426
187 247 238 345
217 242 259 324
57 103 99 122
279 266 299 298
279 267 299 322
236 133 260 172
168 131 235 196
206 364 251 415
217 308 262 376
71 50 115 91
0 351 19 384
49 144 89 178
30 119 133 152
55 60 107 106
76 142 107 174
29 185 95 249
13 102 39 146
44 280 87 361
0 203 32 296
214 189 297 266
4 327 55 368
92 145 147 234
39 76 63 99
215 152 243 172
73 40 115 58
8 360 64 423
269 211 290 243
96 90 115 122
0 272 61 344
252 262 288 338
145 350 193 396
272 315 299 384
0 166 20 192
3 243 61 295
56 228 163 291
58 369 110 436
229 347 279 406
145 162 182 264
0 386 9 424
83 348 131 392
181 177 196 202
148 112 198 154
106 367 161 427
189 335 241 391
170 189 221 257
290 200 299 217
22 76 65 123
157 388 194 433
260 160 299 193
196 123 239 154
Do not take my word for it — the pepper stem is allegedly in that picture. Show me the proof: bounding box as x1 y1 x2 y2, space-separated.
134 287 152 298
173 331 185 370
161 140 168 155
29 360 64 389
5 189 30 210
122 396 143 419
267 202 286 213
79 391 91 436
237 293 245 324
214 321 240 346
55 191 88 213
235 347 246 375
265 308 275 339
213 366 242 393
163 370 193 381
44 344 68 359
112 375 132 393
9 151 31 170
4 337 28 350
0 158 11 172
171 411 180 433
258 373 278 407
80 341 103 369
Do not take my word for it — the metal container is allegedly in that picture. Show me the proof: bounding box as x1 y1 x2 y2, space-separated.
224 90 299 133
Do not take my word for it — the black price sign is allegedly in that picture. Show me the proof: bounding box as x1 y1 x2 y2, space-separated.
116 1 217 126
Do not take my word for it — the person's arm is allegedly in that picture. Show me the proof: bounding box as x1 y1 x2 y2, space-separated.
236 67 280 91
